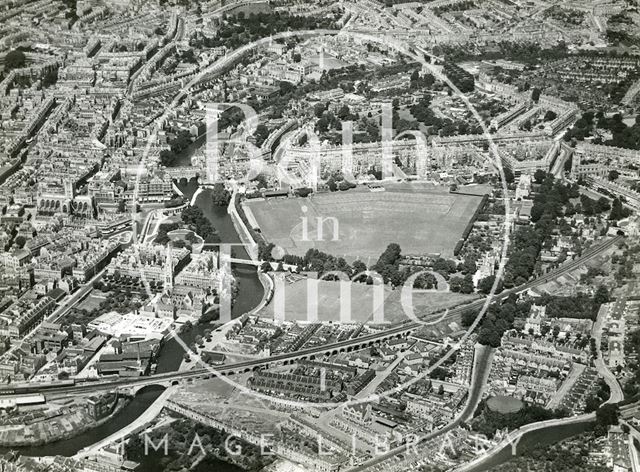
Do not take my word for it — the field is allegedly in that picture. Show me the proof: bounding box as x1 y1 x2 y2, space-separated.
487 395 524 414
259 277 479 324
75 290 109 311
244 184 484 262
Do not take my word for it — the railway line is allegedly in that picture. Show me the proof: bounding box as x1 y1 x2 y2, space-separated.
0 234 623 398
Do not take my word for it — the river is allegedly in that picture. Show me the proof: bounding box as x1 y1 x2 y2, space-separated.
0 386 165 457
462 419 594 471
3 181 592 468
3 179 263 464
136 450 244 472
154 179 264 374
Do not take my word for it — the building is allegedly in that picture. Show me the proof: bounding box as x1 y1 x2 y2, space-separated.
174 251 221 293
86 393 118 420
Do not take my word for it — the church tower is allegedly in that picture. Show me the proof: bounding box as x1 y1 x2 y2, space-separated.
164 244 173 293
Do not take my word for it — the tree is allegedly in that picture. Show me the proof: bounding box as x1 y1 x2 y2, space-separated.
564 201 576 217
5 49 25 71
609 198 631 221
260 261 272 272
596 197 610 213
337 104 351 121
478 275 496 295
295 187 313 197
584 395 600 413
14 235 26 248
253 124 270 148
125 434 145 461
594 404 619 436
352 260 367 279
461 257 477 275
461 310 477 328
211 183 230 206
449 276 463 292
503 167 514 184
531 87 541 103
608 169 620 181
594 285 610 305
159 149 177 167
460 274 475 294
534 169 546 184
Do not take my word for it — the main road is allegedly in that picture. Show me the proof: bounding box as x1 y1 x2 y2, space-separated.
346 345 495 472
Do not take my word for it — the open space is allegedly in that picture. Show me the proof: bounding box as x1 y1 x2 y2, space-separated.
74 290 110 312
487 395 525 414
259 276 479 324
244 185 485 261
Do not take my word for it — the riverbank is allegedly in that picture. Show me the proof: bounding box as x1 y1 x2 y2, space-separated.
155 184 265 373
454 414 595 472
0 395 126 448
0 182 263 458
127 416 274 472
76 387 175 459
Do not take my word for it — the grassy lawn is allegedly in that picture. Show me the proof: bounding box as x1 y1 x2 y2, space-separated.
259 277 479 324
487 395 525 414
75 290 109 312
245 184 484 261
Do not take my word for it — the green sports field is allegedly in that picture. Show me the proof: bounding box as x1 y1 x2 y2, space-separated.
259 277 479 324
244 185 484 262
